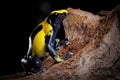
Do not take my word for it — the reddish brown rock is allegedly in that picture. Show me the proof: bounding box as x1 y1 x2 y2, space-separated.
1 4 120 80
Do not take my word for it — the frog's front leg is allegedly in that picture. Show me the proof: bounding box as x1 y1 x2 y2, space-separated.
46 31 73 62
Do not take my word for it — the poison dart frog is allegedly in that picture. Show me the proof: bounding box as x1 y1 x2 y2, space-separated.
21 9 73 74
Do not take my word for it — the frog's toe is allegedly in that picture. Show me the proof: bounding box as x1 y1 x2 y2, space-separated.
65 41 70 46
38 66 45 72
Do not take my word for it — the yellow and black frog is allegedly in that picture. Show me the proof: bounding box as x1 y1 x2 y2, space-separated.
21 9 73 74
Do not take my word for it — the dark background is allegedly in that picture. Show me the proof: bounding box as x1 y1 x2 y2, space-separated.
1 0 119 75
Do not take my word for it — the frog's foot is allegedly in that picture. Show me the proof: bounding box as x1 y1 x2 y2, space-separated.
65 37 70 41
54 55 64 63
26 71 35 75
63 52 73 60
60 37 70 46
55 43 61 50
37 66 45 73
54 52 73 63
64 41 70 46
26 66 45 75
55 41 70 50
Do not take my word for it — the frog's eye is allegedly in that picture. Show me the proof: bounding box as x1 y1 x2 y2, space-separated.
48 19 52 24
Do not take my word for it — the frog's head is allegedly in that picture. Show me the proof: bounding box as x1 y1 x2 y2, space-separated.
46 9 67 31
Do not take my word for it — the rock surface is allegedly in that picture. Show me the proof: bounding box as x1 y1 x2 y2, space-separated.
0 4 120 80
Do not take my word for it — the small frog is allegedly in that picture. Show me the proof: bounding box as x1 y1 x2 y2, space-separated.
21 9 73 74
